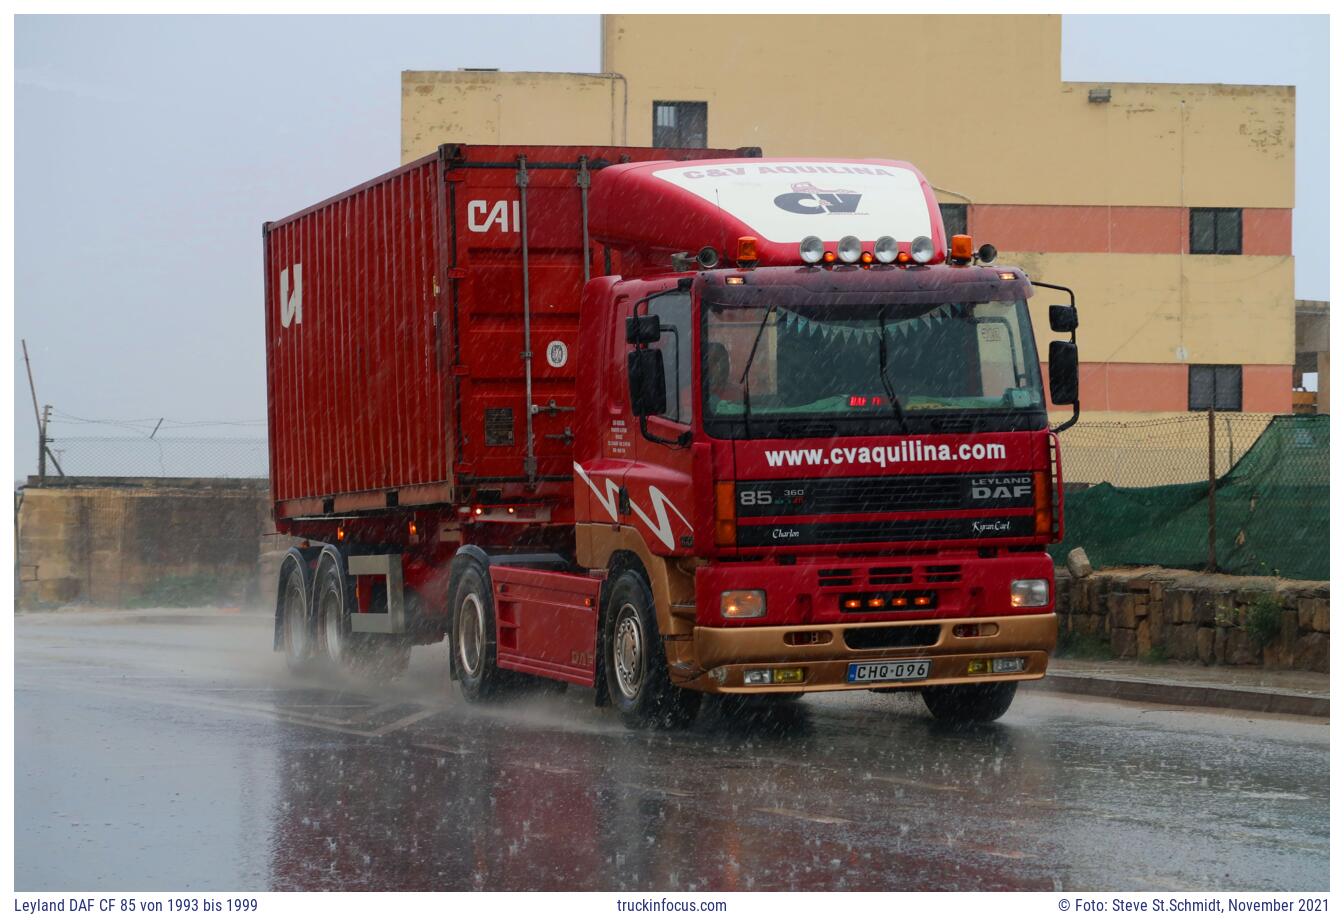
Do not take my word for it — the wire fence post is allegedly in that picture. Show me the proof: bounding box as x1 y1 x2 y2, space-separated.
1206 406 1217 572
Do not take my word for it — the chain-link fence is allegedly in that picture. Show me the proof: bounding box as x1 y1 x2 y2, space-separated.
42 437 269 479
1057 413 1276 487
1053 413 1329 581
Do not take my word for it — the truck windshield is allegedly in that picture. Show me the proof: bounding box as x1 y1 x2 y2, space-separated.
702 300 1045 437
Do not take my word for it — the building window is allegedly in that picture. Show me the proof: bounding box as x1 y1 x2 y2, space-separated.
653 101 707 148
1189 364 1243 411
940 203 968 238
1189 208 1242 254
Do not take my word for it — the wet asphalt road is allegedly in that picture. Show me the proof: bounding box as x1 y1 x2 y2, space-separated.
15 609 1328 892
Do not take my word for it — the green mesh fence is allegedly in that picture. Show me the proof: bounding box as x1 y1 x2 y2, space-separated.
1050 415 1329 581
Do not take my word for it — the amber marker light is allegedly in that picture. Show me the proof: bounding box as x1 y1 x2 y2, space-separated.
842 598 863 611
1034 471 1051 535
408 521 418 537
336 526 345 541
822 251 837 264
736 236 758 268
714 482 737 546
860 251 875 265
949 234 975 264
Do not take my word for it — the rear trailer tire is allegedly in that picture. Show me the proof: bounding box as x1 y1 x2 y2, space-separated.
316 559 410 683
604 571 701 729
451 560 507 702
921 680 1018 724
280 561 317 674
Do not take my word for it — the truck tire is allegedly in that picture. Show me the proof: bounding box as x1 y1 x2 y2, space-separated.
604 570 701 729
920 681 1018 724
451 558 507 701
279 559 317 674
316 557 411 683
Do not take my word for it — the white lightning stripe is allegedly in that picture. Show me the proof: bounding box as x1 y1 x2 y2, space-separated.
573 463 692 551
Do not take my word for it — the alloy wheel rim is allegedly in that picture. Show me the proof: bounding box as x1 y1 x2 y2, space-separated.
458 593 484 677
613 604 644 700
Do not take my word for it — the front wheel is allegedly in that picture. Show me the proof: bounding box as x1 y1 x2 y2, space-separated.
451 559 507 702
604 571 700 729
921 681 1018 723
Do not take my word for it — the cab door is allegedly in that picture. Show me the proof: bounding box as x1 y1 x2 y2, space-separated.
623 287 696 558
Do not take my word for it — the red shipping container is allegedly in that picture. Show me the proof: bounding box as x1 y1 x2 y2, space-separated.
264 143 758 521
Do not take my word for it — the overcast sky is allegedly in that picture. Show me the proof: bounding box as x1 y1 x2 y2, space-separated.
11 14 1329 478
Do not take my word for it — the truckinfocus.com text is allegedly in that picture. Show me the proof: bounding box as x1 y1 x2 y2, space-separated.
615 898 729 912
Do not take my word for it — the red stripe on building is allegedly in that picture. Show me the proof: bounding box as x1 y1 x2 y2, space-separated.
1041 363 1291 413
971 205 1291 256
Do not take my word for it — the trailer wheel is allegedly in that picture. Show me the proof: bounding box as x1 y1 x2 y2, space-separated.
316 557 410 683
451 559 506 701
279 559 317 673
604 570 700 729
920 681 1018 724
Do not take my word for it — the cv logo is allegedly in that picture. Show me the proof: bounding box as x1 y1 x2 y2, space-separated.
773 181 862 215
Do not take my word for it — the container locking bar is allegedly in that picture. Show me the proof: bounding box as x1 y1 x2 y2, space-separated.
516 155 537 486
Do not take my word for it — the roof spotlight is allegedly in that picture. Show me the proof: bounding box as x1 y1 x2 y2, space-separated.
874 236 898 264
799 236 824 265
976 243 998 265
697 246 720 269
910 235 935 265
837 236 862 264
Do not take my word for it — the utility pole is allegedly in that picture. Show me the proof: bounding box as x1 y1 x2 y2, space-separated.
21 341 63 479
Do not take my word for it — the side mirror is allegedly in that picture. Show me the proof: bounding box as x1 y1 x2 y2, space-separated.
627 348 667 417
1049 304 1078 333
1048 341 1079 405
625 314 661 345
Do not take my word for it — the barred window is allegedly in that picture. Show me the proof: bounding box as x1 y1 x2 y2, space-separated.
1190 208 1242 255
1189 364 1243 411
652 101 707 148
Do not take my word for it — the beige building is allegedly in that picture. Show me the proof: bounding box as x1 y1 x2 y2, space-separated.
403 15 1296 420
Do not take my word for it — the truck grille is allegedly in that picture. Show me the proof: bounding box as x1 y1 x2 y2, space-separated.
736 472 1034 517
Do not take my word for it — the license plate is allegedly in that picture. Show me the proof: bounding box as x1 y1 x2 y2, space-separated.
847 659 932 683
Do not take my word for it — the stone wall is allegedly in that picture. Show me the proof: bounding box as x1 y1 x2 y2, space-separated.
16 477 271 609
1055 567 1329 672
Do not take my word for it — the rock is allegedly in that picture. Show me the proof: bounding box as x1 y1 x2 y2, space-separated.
1298 597 1330 633
1194 590 1219 627
1196 627 1215 664
1111 594 1140 629
1137 618 1152 657
1111 627 1138 659
1213 627 1228 664
1227 630 1257 666
1296 632 1330 673
1168 624 1198 660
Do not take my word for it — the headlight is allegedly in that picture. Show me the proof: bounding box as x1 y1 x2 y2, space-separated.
1010 579 1050 608
874 235 898 264
837 236 862 264
721 589 766 618
799 236 824 264
909 235 935 265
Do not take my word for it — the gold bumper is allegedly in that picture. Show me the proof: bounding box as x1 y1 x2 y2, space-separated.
680 613 1057 694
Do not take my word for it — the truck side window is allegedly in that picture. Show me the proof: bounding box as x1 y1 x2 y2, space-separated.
653 293 693 424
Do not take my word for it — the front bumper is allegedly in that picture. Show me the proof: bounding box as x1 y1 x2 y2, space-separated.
680 612 1057 694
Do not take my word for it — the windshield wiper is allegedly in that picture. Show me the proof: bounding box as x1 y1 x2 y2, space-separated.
877 309 910 434
736 304 776 440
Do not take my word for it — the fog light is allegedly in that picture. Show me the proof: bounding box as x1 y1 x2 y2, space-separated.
967 659 990 675
744 669 772 685
952 623 981 638
709 667 728 685
772 668 804 684
721 589 766 619
992 657 1027 674
1010 579 1050 608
